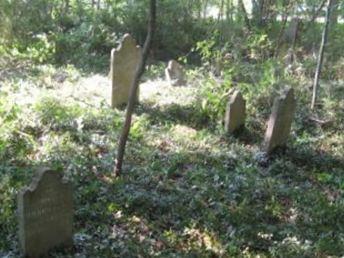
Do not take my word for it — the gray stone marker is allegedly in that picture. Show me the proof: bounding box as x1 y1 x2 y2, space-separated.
111 34 142 108
165 60 186 86
283 18 300 44
263 88 296 154
18 168 73 257
225 90 246 134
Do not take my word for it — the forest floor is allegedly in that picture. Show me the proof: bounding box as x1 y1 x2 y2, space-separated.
0 61 343 257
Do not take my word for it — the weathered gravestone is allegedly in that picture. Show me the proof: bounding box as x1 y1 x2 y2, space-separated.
283 18 301 44
111 34 142 108
165 60 186 86
213 53 232 77
225 90 246 134
263 88 296 154
18 168 73 257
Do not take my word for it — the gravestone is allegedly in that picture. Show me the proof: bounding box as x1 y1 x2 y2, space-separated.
225 90 246 134
213 57 223 77
213 53 231 77
283 18 301 44
111 34 142 108
263 88 296 154
18 168 73 257
165 60 186 86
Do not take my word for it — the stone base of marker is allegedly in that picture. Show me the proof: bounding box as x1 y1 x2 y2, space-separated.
225 90 246 134
111 34 142 108
165 60 186 86
263 88 296 154
18 168 73 258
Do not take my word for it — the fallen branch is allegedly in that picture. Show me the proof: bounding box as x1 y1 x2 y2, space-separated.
308 116 333 126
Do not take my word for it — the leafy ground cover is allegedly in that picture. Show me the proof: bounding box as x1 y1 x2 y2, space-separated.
0 59 343 257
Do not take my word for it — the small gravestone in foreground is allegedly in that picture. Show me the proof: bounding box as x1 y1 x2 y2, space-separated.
18 168 73 258
263 87 296 154
225 90 246 134
165 60 186 86
111 34 142 108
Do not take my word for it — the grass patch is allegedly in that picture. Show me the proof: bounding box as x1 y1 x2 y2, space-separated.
0 60 343 257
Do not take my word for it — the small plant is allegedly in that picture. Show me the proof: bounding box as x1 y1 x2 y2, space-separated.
198 77 233 123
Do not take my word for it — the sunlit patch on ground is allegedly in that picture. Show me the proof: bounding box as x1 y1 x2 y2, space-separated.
0 62 344 257
140 79 199 107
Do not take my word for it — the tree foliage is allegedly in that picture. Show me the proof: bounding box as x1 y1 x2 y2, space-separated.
0 0 341 67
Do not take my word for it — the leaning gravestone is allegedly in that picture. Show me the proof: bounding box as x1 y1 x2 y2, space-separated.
225 90 246 134
165 60 186 86
18 168 73 257
263 88 296 154
111 34 142 108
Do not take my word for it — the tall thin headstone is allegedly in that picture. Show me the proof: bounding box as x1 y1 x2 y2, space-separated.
263 88 296 154
111 34 142 108
283 18 300 44
18 168 73 257
165 60 186 86
225 90 246 133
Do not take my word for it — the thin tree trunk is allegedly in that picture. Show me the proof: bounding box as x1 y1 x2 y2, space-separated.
229 0 233 22
217 0 224 22
311 0 334 110
225 0 230 21
266 0 276 23
274 1 292 57
252 0 264 26
305 0 327 32
217 0 225 40
330 0 339 25
259 0 265 25
114 0 156 176
238 0 251 30
291 18 300 53
203 0 209 19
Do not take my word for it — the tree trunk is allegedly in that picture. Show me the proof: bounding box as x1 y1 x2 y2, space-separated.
203 0 209 19
238 0 251 30
252 0 263 26
225 0 232 22
114 0 156 176
330 0 339 25
217 0 224 22
305 0 327 31
311 0 334 110
291 18 301 53
274 8 290 57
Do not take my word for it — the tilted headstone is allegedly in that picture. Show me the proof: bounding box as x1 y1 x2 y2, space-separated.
225 90 246 134
18 168 73 257
263 88 296 154
165 60 186 86
111 34 142 108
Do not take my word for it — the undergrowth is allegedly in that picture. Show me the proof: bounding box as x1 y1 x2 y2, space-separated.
0 57 343 257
